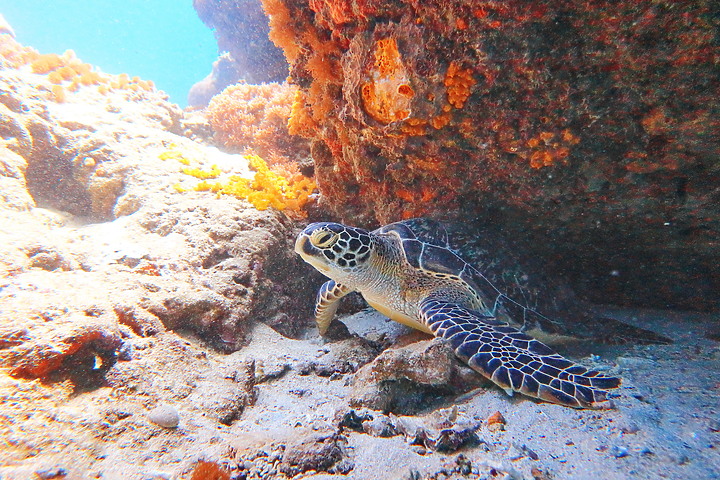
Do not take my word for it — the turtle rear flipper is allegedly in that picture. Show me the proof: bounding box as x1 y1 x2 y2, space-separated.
420 297 621 409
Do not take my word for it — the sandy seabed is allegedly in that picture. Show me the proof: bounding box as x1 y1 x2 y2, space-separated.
1 294 718 479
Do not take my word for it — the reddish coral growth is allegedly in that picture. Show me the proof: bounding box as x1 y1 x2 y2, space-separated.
190 461 230 480
523 129 579 169
30 53 64 74
206 83 311 172
398 61 475 135
51 84 66 103
288 89 318 138
261 0 302 62
7 324 121 379
309 0 354 26
262 0 344 129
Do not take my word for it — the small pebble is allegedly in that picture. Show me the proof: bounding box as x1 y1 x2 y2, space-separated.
619 421 640 434
638 446 654 455
411 445 427 455
296 361 315 375
117 341 134 361
611 445 629 458
362 415 396 437
457 459 471 475
36 467 67 479
148 404 180 428
531 467 551 480
487 411 506 432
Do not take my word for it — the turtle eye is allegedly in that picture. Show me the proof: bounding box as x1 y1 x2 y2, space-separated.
310 230 338 248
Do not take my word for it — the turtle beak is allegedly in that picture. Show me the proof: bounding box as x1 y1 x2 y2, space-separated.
294 233 315 257
295 234 331 274
294 234 307 256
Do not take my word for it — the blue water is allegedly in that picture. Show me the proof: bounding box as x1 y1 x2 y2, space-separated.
0 0 217 107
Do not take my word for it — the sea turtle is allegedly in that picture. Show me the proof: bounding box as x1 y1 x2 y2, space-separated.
295 218 622 408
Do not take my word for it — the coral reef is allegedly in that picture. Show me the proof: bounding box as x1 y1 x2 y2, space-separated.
206 82 312 172
0 34 320 354
0 55 179 219
3 14 720 480
262 0 720 311
0 32 36 69
1 311 121 381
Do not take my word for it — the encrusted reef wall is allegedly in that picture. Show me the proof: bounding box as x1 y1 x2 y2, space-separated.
261 0 720 310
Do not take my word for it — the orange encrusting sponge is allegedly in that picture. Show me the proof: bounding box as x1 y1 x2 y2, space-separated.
360 37 415 125
400 61 476 136
444 61 475 109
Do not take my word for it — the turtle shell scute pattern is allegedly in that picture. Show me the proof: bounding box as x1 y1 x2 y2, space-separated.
401 239 468 278
375 218 451 248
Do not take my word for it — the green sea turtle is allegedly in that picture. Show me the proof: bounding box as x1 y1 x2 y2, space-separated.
295 218 622 408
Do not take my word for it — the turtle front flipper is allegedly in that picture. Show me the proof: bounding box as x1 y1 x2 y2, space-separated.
315 280 353 335
419 297 621 408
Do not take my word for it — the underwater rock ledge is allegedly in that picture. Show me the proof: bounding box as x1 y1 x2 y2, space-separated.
260 0 720 311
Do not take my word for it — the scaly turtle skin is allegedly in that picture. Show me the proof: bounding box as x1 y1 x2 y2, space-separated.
295 218 620 408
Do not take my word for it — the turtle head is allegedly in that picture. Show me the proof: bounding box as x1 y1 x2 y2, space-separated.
295 222 374 280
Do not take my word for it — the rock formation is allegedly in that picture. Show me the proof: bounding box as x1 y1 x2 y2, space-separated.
260 0 720 310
